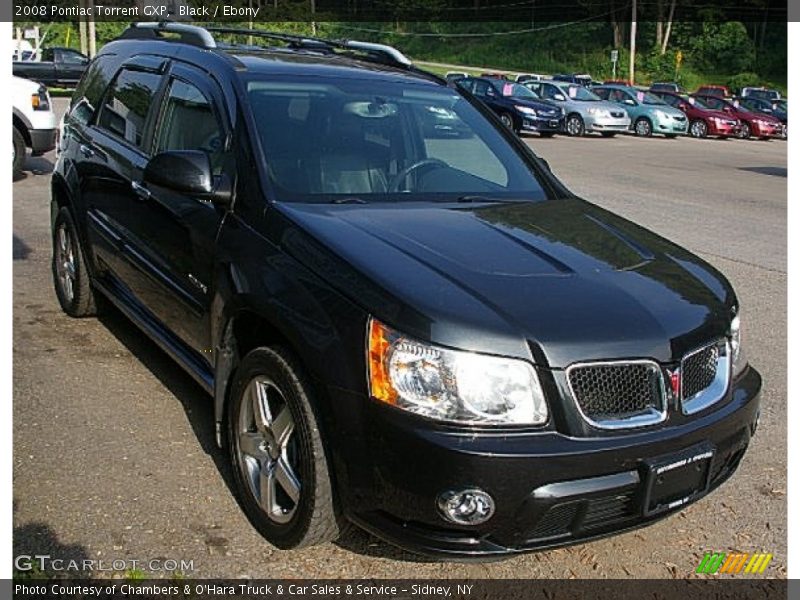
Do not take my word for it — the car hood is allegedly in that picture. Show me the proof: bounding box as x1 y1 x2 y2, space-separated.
510 98 561 113
278 199 736 368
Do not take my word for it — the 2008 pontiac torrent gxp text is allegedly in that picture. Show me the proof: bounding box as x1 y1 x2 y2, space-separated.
51 23 761 558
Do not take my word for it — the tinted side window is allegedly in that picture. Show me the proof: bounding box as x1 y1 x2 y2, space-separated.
661 94 679 107
41 48 54 62
61 49 88 65
97 69 162 149
155 79 225 173
70 54 123 125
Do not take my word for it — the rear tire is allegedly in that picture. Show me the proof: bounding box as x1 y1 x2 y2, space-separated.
13 126 26 175
52 207 97 317
228 346 343 549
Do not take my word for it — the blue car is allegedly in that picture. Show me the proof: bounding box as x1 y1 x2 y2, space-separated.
594 85 689 137
457 77 564 136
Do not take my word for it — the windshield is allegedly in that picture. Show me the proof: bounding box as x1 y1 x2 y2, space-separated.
640 91 667 105
246 77 547 203
500 82 539 99
559 84 600 101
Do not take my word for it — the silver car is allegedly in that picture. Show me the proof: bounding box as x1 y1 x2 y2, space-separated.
524 80 631 137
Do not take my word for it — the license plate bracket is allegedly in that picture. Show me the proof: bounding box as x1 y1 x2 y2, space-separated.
643 443 715 516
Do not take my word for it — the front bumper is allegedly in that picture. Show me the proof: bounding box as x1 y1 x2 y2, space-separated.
520 115 563 133
29 128 57 155
707 119 740 137
752 122 783 138
338 366 761 558
654 116 688 135
585 114 630 133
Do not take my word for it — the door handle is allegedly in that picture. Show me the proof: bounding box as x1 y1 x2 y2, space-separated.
79 144 94 157
131 180 152 201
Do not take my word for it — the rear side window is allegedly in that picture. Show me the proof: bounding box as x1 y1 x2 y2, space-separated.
97 69 162 149
155 79 225 173
70 54 123 125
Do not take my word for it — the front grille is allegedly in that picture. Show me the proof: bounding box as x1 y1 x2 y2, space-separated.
682 344 719 400
527 502 579 540
583 492 636 529
567 362 664 427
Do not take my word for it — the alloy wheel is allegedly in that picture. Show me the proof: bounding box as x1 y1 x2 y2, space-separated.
635 118 652 137
738 122 751 139
55 224 76 303
500 113 514 129
236 376 301 524
690 120 708 138
566 115 583 136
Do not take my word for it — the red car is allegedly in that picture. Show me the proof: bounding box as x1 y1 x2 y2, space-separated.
696 85 731 98
691 94 783 140
651 90 740 138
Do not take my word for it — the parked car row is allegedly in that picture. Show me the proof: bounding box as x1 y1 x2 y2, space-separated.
451 74 786 141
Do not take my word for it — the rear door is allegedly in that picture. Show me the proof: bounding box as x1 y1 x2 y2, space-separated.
130 63 232 352
83 59 168 303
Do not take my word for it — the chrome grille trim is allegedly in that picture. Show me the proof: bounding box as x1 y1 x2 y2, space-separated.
566 359 667 430
680 339 730 415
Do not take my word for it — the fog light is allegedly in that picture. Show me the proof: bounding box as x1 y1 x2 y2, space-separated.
437 489 495 525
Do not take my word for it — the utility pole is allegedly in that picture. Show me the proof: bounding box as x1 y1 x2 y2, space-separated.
87 0 96 58
78 0 88 56
629 0 637 84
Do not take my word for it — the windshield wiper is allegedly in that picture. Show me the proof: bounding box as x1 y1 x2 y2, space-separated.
330 196 368 204
454 195 521 204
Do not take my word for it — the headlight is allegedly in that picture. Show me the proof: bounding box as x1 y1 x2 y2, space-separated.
587 107 607 116
654 110 669 120
730 314 747 378
367 318 548 425
31 86 50 111
514 105 537 116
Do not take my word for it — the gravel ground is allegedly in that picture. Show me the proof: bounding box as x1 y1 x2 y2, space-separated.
12 99 786 579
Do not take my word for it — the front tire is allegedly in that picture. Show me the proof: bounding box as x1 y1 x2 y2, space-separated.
689 119 708 138
499 112 516 132
634 117 653 137
13 126 26 175
565 114 585 137
738 122 751 139
52 207 97 317
228 347 342 549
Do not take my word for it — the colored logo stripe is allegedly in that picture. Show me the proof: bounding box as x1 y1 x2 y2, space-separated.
697 552 772 574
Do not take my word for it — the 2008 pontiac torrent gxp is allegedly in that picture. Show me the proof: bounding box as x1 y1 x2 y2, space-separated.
52 23 761 558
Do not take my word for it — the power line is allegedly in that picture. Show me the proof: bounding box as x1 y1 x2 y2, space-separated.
332 6 628 38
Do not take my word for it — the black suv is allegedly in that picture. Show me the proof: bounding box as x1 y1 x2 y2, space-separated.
53 23 761 558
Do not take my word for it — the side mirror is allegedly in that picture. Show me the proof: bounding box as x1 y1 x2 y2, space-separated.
553 94 566 101
623 98 636 106
679 103 690 111
144 150 231 205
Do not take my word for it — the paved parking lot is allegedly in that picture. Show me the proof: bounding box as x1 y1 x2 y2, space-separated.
12 99 786 578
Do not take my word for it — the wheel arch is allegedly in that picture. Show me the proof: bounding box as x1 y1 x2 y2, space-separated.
13 113 32 147
213 307 330 448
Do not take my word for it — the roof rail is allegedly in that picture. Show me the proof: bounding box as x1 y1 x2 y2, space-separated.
341 40 412 67
118 23 413 69
119 22 216 49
